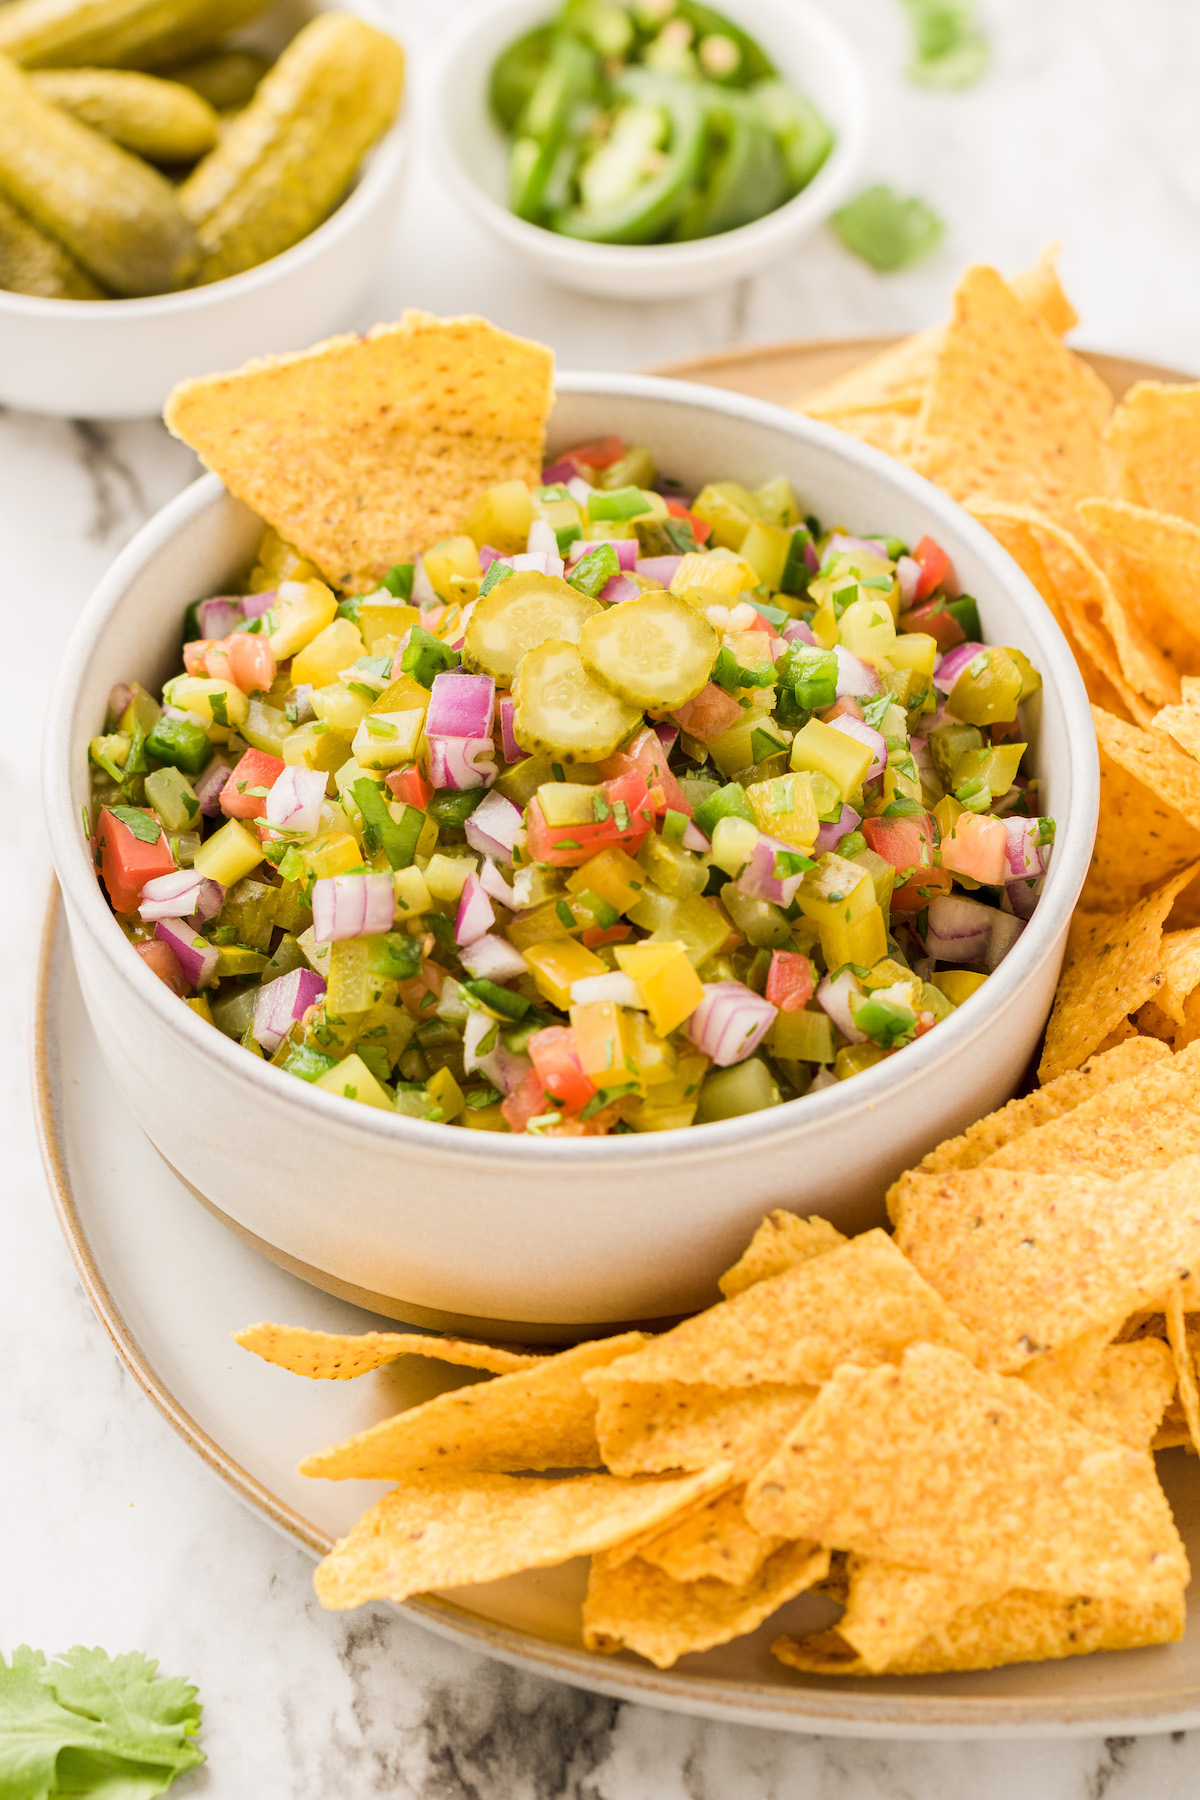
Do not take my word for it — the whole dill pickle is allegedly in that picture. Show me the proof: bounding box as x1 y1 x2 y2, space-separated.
0 0 270 72
164 46 269 111
0 189 107 296
32 68 219 162
0 53 196 294
179 11 404 284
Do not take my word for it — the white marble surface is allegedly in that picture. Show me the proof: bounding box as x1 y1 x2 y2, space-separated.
8 0 1200 1791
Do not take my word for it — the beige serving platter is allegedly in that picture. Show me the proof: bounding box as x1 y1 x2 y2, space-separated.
33 339 1200 1738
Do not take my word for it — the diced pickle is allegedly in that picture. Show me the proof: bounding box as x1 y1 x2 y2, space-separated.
463 571 601 684
578 590 718 709
512 639 642 761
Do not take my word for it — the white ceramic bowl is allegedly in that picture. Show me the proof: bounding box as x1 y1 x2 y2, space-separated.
0 0 409 421
430 0 867 299
43 375 1098 1338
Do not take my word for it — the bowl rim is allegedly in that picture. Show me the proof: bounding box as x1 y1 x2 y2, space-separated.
0 0 409 322
428 0 869 272
44 371 1100 1167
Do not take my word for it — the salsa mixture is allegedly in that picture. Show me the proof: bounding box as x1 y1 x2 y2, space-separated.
91 435 1051 1136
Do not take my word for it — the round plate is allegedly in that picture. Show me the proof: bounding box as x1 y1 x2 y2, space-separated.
34 338 1200 1738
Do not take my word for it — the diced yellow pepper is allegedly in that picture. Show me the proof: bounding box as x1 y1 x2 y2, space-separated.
269 579 338 659
738 520 792 589
796 852 876 929
506 900 573 951
569 999 637 1088
834 1043 889 1080
525 939 607 1010
426 1064 465 1122
302 831 361 878
326 938 391 1014
615 940 705 1036
393 865 431 917
790 717 873 800
311 682 369 733
689 481 758 550
353 708 426 769
623 1012 676 1086
463 1101 509 1131
933 794 965 837
565 845 645 913
887 632 938 680
622 1049 708 1128
463 480 535 556
669 552 745 602
424 536 482 600
193 817 263 885
252 528 319 589
838 596 897 666
746 771 820 850
184 994 215 1025
372 673 429 717
879 753 922 810
167 675 248 735
424 853 478 903
848 846 895 914
933 969 989 1006
359 602 419 653
819 904 888 972
313 1052 394 1110
280 721 348 774
291 618 365 688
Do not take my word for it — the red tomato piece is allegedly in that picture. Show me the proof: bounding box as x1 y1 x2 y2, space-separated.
581 923 634 949
96 805 176 914
599 727 691 817
862 812 950 912
226 631 277 694
941 812 1008 886
398 964 444 1020
134 937 189 996
913 535 953 602
898 599 965 654
666 498 712 544
501 1068 553 1133
818 696 864 725
182 638 215 677
528 1026 597 1113
525 771 653 867
220 747 286 820
542 1104 619 1137
568 436 625 469
386 765 434 810
765 950 815 1012
671 683 745 744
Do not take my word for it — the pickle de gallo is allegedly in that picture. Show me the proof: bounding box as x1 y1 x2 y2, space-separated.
90 437 1052 1136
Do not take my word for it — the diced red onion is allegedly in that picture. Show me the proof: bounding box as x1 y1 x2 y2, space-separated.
459 932 527 981
807 1065 838 1093
194 755 234 818
428 736 498 790
816 968 867 1043
815 803 860 854
541 457 578 484
932 641 986 694
479 545 502 572
1002 816 1050 880
654 721 679 758
983 910 1025 971
507 549 566 579
455 872 496 946
826 533 888 563
682 821 710 852
909 735 937 797
499 697 527 763
108 681 134 721
412 556 437 607
153 918 218 989
1005 877 1041 921
311 871 394 943
479 859 517 910
478 1039 533 1096
566 477 593 507
804 540 819 574
426 670 495 740
829 714 886 780
896 556 921 607
253 966 327 1052
138 870 224 923
196 596 241 638
833 644 879 698
735 832 806 906
783 618 817 646
265 764 326 836
527 519 559 560
600 574 640 605
444 600 476 652
240 590 276 620
687 981 776 1066
465 790 523 860
568 538 638 570
924 892 993 963
636 556 683 585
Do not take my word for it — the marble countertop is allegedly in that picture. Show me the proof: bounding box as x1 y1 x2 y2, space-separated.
8 0 1200 1790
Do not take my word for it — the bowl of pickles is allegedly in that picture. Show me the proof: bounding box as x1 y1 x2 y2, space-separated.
432 0 867 299
0 0 407 417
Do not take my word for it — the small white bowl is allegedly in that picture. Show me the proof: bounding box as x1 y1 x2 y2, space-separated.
43 376 1097 1337
0 0 409 421
431 0 867 300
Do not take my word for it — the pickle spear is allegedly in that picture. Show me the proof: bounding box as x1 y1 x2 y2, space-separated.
0 53 196 294
0 0 271 71
33 68 219 162
164 46 268 111
0 189 107 297
179 11 404 284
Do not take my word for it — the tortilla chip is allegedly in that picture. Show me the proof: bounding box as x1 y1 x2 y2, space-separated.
910 266 1111 522
891 1157 1200 1371
1104 385 1200 525
313 1464 732 1609
592 1381 816 1481
1149 927 1200 1026
813 408 917 461
1165 1284 1200 1455
1017 1326 1114 1411
164 312 555 590
1070 1340 1177 1451
612 1483 786 1587
584 1231 977 1395
234 1321 542 1379
1009 244 1080 337
1152 678 1200 771
896 1037 1169 1191
745 1344 1188 1603
582 1540 830 1669
1083 749 1200 912
774 1586 1185 1678
718 1211 846 1299
1038 861 1199 1082
999 1042 1200 1175
299 1333 645 1481
1080 499 1200 677
816 1557 1005 1674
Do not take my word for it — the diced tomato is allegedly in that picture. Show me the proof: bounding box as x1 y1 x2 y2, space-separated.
599 726 691 817
226 631 277 694
666 498 712 545
501 1068 553 1133
898 599 964 654
220 747 286 820
765 950 815 1012
818 696 864 725
671 683 744 744
568 435 625 469
204 641 233 683
914 1009 937 1038
863 812 950 912
134 937 189 996
913 535 953 602
528 1026 598 1113
386 765 434 810
183 638 215 677
542 1104 619 1137
398 963 444 1020
581 923 634 948
96 805 176 914
743 609 774 636
525 771 654 867
940 812 1008 885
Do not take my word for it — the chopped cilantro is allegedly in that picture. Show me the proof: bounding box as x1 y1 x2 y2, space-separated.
401 625 459 688
832 184 944 273
383 563 415 599
107 805 161 844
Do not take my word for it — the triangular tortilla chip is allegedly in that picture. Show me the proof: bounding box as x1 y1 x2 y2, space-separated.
718 1211 846 1298
235 1320 542 1379
1152 675 1200 765
910 266 1111 521
1083 747 1200 912
1152 927 1200 1025
808 1557 1006 1674
745 1344 1188 1603
1104 381 1200 523
999 1042 1200 1175
811 407 917 460
1070 1340 1176 1451
593 1381 816 1481
612 1483 785 1587
313 1464 731 1608
164 312 555 589
1080 498 1200 678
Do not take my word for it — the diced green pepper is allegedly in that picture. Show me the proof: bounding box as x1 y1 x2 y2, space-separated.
145 715 211 775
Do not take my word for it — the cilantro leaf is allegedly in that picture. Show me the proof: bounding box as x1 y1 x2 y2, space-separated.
107 807 162 845
832 185 944 273
900 0 989 87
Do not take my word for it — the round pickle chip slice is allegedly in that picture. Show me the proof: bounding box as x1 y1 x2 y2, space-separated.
512 640 643 761
462 571 602 684
579 589 719 710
